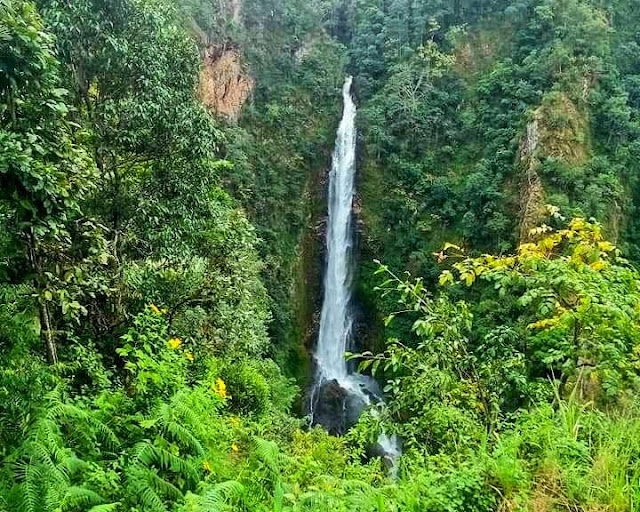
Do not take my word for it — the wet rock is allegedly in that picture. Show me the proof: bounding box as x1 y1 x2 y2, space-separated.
312 379 348 434
312 379 372 435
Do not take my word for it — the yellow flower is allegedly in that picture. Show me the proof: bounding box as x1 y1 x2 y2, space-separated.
231 443 239 453
229 415 240 427
214 378 227 399
149 304 162 315
184 350 194 362
167 337 182 350
202 460 212 472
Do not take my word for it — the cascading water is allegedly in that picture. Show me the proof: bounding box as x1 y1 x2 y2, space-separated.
315 76 357 385
311 76 400 466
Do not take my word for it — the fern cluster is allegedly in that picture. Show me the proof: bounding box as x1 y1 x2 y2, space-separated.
6 392 119 512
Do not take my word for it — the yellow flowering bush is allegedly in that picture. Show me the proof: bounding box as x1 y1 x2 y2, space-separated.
117 309 187 398
214 378 227 399
167 337 182 350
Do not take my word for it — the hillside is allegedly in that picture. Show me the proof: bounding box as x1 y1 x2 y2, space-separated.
1 0 640 510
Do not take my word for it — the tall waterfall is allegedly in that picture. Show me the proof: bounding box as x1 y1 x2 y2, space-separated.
312 76 400 465
316 76 357 384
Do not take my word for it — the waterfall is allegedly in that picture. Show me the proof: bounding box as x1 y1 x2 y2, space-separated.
311 76 400 466
315 75 357 384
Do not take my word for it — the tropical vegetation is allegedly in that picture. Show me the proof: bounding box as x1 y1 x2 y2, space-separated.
1 0 640 510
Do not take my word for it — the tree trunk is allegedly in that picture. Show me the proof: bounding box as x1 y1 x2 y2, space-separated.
40 301 58 364
27 233 58 364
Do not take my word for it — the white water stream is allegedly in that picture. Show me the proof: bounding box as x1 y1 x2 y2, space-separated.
312 76 400 465
315 76 357 384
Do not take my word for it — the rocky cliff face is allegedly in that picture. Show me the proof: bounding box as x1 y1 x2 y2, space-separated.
518 118 545 240
198 45 254 121
518 92 589 240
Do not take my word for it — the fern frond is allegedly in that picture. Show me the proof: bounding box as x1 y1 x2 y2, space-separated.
151 445 199 484
152 398 204 457
7 389 114 512
87 503 121 512
46 477 74 512
200 480 244 512
131 441 157 465
18 443 69 487
133 465 183 501
169 393 202 429
41 390 119 454
16 460 43 512
15 454 73 512
164 420 204 457
137 486 167 512
45 397 89 424
62 486 105 508
126 466 168 512
30 418 62 450
93 419 120 450
254 438 286 475
31 443 71 485
153 445 183 472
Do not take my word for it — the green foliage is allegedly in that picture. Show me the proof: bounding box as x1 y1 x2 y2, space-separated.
3 1 640 511
354 216 640 509
5 390 118 512
221 357 297 416
16 0 273 365
442 215 640 401
117 307 189 399
486 399 640 510
355 0 640 301
357 264 488 451
0 0 106 363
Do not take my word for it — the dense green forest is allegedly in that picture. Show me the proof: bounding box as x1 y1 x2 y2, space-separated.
1 0 640 510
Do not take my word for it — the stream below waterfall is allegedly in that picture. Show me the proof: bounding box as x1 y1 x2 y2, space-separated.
310 76 400 466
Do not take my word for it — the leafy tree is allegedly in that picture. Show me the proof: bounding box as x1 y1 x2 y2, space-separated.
440 211 640 400
0 0 105 362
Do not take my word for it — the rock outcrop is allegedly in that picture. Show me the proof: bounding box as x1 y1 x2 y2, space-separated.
198 45 254 121
311 379 377 435
518 92 589 240
518 118 546 241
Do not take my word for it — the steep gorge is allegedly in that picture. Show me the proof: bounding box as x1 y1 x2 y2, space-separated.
4 0 640 509
193 0 640 391
188 0 348 385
